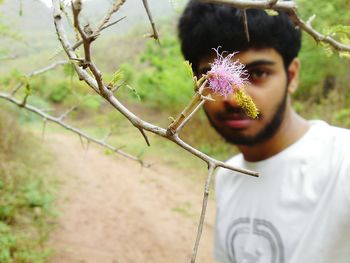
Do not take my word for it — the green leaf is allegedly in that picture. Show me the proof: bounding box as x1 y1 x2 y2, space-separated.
127 85 141 101
111 69 124 86
183 60 194 79
265 9 279 16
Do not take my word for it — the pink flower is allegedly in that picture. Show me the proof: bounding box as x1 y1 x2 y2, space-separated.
207 48 248 97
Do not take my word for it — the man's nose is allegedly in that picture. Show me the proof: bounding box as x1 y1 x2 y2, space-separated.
222 92 240 109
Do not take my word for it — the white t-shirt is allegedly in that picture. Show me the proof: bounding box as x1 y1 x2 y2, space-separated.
214 121 350 263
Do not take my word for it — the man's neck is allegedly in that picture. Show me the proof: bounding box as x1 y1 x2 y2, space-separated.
237 110 310 162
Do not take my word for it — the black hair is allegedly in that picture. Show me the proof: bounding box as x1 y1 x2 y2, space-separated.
178 0 301 73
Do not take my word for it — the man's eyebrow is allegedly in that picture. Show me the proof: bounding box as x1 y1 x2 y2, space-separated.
244 60 275 69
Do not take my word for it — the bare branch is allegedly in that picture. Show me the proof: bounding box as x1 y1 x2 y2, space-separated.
200 0 295 11
138 127 151 146
11 83 24 96
175 98 206 134
52 0 258 178
111 80 126 93
96 0 126 31
0 92 144 164
10 60 69 96
100 16 127 31
27 60 69 77
102 129 112 143
200 0 350 53
191 163 216 263
288 10 350 52
42 118 47 140
168 80 208 135
20 92 30 107
72 0 105 93
141 0 160 44
79 134 87 150
53 1 100 93
58 105 78 121
70 16 127 52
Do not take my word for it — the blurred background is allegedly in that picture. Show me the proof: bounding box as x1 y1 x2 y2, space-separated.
0 0 349 262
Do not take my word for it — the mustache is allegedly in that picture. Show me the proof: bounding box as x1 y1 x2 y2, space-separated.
215 106 262 120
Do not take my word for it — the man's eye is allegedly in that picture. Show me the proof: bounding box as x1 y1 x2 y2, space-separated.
248 69 269 82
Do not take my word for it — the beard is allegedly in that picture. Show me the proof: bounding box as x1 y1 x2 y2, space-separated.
205 88 288 146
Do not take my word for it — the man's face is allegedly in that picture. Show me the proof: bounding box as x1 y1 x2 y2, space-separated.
198 48 297 146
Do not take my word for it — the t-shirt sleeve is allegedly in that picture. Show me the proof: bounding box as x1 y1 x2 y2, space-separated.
336 129 350 207
340 154 350 207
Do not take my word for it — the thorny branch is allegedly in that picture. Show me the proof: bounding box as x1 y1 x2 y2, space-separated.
96 0 126 32
53 0 258 177
191 163 215 263
51 0 350 261
0 92 145 165
201 0 350 52
51 1 261 262
141 0 160 44
11 60 69 95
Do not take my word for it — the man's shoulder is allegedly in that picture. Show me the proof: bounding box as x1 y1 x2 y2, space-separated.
308 120 350 146
308 121 350 167
321 121 350 147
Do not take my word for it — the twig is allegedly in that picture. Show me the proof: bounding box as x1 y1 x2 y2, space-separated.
69 16 127 52
200 0 295 11
0 92 144 164
78 134 86 150
58 105 78 121
100 16 127 31
102 129 111 143
111 80 126 93
42 118 47 140
175 98 206 134
167 80 208 135
96 0 126 31
27 60 69 77
10 60 69 95
72 0 105 93
11 83 24 96
138 128 151 146
191 163 215 263
288 10 350 52
141 0 160 44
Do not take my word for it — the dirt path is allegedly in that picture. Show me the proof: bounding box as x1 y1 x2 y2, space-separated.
46 133 216 263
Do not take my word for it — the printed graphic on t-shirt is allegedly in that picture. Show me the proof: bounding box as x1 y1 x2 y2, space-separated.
225 217 285 263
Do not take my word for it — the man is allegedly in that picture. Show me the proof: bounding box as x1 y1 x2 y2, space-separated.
178 1 350 263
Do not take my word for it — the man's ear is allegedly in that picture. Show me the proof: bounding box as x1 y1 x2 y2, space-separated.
287 58 300 94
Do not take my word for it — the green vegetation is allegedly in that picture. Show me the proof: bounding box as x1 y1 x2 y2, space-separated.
0 106 57 263
296 0 350 99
